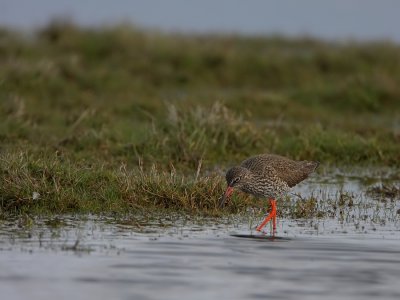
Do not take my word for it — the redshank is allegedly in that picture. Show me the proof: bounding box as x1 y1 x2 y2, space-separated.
219 154 319 235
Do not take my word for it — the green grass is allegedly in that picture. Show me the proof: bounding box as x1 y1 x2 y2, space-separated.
0 22 400 217
0 151 243 216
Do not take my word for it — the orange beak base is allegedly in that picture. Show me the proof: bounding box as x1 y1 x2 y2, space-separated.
219 186 234 208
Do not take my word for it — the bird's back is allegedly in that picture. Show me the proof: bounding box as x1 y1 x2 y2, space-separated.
241 154 319 188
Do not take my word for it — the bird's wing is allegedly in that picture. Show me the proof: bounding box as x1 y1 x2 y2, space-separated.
242 154 319 187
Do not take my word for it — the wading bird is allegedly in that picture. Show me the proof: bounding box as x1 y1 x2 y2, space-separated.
219 154 319 235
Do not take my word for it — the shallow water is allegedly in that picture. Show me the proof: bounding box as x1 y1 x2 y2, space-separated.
1 218 400 300
1 172 400 300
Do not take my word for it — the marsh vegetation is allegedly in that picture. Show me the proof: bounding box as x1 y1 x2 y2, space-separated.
0 23 399 219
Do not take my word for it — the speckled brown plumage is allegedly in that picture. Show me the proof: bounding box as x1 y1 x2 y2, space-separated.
225 154 319 200
220 154 319 234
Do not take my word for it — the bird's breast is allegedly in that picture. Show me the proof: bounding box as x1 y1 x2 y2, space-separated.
240 179 289 199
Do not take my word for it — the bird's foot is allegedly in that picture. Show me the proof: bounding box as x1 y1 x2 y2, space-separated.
255 227 276 237
255 225 276 235
255 227 268 235
256 199 278 236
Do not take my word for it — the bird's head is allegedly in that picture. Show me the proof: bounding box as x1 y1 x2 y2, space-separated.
219 166 251 208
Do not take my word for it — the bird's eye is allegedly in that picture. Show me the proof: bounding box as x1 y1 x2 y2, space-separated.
230 177 241 186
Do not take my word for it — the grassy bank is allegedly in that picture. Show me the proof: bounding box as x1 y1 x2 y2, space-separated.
1 23 399 216
0 152 227 215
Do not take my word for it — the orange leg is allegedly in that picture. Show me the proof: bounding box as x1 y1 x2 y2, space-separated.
256 199 277 235
272 202 277 233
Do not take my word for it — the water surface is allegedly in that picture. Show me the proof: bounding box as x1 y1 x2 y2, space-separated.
1 171 399 300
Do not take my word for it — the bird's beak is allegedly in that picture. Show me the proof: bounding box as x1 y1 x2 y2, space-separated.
219 186 234 208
